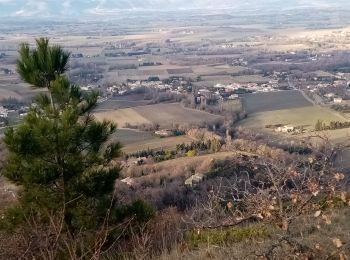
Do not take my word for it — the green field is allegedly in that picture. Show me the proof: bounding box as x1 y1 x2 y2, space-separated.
242 91 313 114
240 106 346 132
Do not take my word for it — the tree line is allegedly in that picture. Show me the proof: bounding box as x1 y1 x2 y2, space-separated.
315 119 350 131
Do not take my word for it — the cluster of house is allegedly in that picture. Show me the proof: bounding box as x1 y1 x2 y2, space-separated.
101 74 281 110
0 106 9 118
324 93 343 104
192 79 280 105
274 125 305 134
105 40 137 50
194 88 223 104
275 125 295 133
213 80 279 94
306 78 350 104
106 78 191 97
154 129 174 137
80 84 101 91
106 85 128 96
0 105 29 127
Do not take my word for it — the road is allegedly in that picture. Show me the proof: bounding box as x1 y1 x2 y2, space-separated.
288 77 348 121
287 76 317 105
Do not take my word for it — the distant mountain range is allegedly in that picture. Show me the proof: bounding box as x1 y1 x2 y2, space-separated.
1 0 350 19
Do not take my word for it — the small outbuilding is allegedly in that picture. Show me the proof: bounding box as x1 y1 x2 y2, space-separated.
185 173 205 187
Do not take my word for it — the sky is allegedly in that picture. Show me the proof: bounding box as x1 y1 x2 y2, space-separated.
0 0 349 19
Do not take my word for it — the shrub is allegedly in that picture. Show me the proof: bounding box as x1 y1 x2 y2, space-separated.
186 150 197 157
187 225 270 248
114 199 155 224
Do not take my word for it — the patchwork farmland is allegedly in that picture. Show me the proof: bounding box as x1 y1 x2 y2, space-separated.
241 90 313 114
95 103 223 129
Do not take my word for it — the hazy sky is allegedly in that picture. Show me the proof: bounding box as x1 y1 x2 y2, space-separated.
0 0 348 18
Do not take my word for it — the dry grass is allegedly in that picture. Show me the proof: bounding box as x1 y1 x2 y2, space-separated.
0 177 18 211
191 64 246 76
94 108 151 127
95 103 223 129
231 75 268 84
122 151 250 182
123 135 195 154
158 207 350 260
109 129 195 154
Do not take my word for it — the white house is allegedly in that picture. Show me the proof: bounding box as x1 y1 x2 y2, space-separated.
276 125 295 133
324 93 335 98
0 106 8 118
334 97 343 104
155 130 172 137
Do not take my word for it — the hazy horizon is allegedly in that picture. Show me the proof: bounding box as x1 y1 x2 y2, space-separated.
1 0 350 20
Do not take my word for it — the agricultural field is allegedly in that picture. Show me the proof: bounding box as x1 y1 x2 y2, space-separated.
240 106 345 132
231 75 269 84
94 103 223 129
222 99 243 112
117 68 167 77
0 81 45 101
167 67 193 74
108 129 195 154
193 76 234 88
106 71 170 82
95 107 151 127
122 135 194 154
106 62 250 84
95 94 150 110
191 64 246 76
112 129 154 145
241 90 313 114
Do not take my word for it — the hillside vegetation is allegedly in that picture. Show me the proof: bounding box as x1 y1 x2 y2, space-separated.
0 38 349 260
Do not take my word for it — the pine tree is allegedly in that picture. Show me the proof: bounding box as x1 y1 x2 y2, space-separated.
3 38 122 232
16 37 70 90
3 75 122 231
0 37 156 259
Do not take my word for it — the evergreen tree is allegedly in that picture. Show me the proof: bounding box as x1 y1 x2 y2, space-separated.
1 39 154 259
315 119 323 131
3 75 122 231
3 38 122 232
17 37 70 90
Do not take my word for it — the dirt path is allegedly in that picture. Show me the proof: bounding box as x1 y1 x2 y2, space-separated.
298 89 316 106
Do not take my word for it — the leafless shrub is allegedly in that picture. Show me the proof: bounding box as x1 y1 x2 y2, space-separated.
124 122 160 131
0 193 133 260
184 136 349 258
186 128 222 142
106 207 184 259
